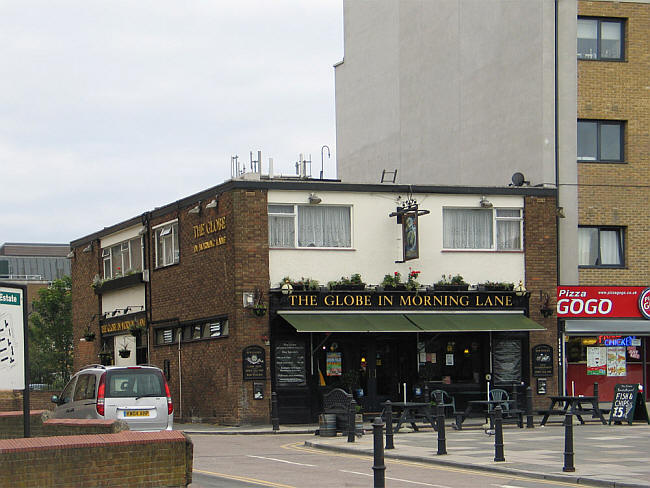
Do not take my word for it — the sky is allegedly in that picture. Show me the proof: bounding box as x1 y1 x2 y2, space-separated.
1 1 343 244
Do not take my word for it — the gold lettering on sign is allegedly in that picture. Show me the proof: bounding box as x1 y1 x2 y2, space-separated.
193 217 227 253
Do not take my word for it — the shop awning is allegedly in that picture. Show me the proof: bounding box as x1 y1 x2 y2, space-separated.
405 313 545 332
278 312 419 333
564 319 650 335
278 312 544 333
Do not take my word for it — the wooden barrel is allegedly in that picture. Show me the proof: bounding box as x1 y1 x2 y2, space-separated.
319 414 337 437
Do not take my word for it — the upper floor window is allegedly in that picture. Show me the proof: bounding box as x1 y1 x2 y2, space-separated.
102 237 143 279
155 317 228 345
268 205 352 248
578 120 624 162
443 208 522 251
578 226 624 267
578 17 624 60
153 220 179 268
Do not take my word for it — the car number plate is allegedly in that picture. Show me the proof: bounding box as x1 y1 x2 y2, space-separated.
124 410 149 417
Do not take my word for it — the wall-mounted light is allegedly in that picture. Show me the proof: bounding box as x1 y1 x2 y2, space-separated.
205 198 218 209
82 243 92 253
479 196 493 208
514 281 527 296
243 292 255 308
308 193 322 204
188 203 201 215
66 251 75 258
281 281 293 295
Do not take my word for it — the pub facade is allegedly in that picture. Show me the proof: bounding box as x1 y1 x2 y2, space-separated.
70 178 557 424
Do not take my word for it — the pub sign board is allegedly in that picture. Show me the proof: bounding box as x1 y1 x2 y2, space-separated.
608 383 650 425
242 345 266 380
532 344 553 377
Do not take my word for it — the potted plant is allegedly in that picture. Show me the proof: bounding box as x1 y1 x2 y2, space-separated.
98 346 113 365
117 340 131 358
301 277 320 291
129 322 146 337
82 326 96 342
406 268 421 291
330 274 365 291
434 274 469 291
252 302 267 317
381 272 405 290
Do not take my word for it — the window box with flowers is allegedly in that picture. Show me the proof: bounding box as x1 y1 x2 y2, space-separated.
479 281 514 291
433 274 469 291
328 273 365 291
92 271 144 295
381 272 406 291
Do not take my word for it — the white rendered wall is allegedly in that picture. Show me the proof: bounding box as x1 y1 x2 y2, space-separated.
268 190 525 289
100 225 143 248
101 285 145 317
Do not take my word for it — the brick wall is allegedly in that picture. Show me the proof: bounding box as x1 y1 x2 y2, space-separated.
0 413 128 439
0 430 192 488
71 238 102 372
148 188 271 424
577 1 649 285
0 392 59 413
524 195 559 408
0 411 47 439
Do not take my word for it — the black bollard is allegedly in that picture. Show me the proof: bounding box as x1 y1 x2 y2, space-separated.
494 405 505 462
436 404 447 455
348 399 356 443
372 417 386 488
271 392 280 431
563 413 575 472
424 384 430 403
526 386 534 429
384 400 394 450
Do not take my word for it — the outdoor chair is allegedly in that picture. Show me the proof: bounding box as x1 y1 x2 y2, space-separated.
488 388 510 412
431 389 456 418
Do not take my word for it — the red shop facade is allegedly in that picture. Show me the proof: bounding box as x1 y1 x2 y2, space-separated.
558 286 650 401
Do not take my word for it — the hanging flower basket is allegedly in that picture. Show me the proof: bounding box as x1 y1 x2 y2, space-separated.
252 305 267 317
118 349 131 359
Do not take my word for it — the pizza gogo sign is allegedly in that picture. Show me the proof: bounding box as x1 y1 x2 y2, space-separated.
557 286 650 319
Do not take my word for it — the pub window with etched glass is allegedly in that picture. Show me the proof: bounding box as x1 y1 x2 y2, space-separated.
578 226 624 267
102 237 143 279
153 220 179 268
268 204 352 248
577 17 624 60
442 208 522 251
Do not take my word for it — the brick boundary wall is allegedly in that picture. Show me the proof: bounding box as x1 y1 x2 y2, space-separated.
0 430 193 488
1 412 130 439
0 391 58 413
0 411 47 439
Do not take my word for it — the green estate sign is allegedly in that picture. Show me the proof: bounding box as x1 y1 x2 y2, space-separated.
0 291 21 305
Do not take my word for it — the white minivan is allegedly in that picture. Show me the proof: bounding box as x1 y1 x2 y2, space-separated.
51 364 173 431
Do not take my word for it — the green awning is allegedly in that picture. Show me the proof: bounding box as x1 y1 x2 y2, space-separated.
278 312 419 333
405 313 545 332
278 312 545 333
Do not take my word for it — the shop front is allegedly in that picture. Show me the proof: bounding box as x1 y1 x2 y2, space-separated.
98 311 148 366
558 286 650 401
270 288 545 423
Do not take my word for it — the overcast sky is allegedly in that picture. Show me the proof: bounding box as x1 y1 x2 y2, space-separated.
1 1 343 244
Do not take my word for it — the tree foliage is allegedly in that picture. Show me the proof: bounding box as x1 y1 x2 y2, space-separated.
29 276 73 388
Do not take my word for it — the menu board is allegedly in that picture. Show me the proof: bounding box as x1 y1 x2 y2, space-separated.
609 383 650 425
607 346 626 376
493 339 522 383
275 340 306 386
587 347 606 375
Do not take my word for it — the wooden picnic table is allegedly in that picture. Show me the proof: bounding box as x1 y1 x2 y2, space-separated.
381 401 437 432
539 395 607 426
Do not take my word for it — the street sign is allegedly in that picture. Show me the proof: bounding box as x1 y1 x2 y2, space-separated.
0 284 26 390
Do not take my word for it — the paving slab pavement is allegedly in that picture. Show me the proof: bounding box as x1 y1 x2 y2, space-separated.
305 420 650 488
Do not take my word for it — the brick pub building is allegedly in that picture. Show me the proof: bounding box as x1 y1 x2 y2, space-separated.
70 177 557 424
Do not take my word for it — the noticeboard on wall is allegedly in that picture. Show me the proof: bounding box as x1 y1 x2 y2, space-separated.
242 345 266 380
532 344 553 377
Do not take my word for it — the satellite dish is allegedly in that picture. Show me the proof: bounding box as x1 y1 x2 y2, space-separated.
511 172 525 186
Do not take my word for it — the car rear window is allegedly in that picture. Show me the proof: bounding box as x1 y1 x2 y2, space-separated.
105 369 165 398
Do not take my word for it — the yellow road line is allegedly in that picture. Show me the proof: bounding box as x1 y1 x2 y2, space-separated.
284 442 583 487
193 468 296 488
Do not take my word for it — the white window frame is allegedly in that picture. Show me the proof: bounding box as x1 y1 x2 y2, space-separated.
101 237 144 279
442 207 523 251
153 220 179 268
268 204 353 249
